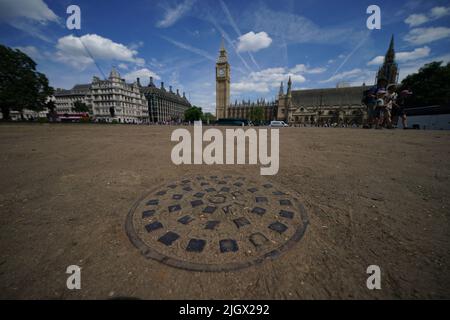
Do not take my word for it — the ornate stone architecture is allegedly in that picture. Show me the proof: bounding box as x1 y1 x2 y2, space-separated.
139 77 191 123
55 68 148 123
216 39 230 119
279 85 367 126
216 36 398 126
54 84 93 115
90 68 148 124
54 68 191 124
226 99 277 122
376 35 399 85
215 41 276 123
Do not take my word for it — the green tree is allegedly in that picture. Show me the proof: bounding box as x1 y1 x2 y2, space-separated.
202 112 215 123
249 106 264 124
400 61 450 107
0 44 54 120
73 100 90 113
184 105 203 121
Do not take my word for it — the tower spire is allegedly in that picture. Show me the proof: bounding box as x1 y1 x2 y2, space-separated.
376 35 399 85
287 76 292 95
217 37 228 63
279 81 284 96
220 37 225 52
385 34 395 63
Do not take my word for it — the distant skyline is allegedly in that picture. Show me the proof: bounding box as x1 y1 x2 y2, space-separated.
1 0 450 114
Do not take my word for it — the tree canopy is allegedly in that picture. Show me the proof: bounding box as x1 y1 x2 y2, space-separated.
73 101 90 113
400 61 450 107
184 106 203 122
0 44 54 120
248 106 264 124
202 112 215 123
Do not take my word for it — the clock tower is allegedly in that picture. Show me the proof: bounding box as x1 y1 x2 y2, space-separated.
216 39 230 119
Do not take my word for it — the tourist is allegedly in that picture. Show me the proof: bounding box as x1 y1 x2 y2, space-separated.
363 77 388 128
375 90 386 129
397 89 412 129
384 84 397 129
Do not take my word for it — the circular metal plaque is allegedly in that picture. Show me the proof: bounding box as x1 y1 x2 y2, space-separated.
125 175 309 272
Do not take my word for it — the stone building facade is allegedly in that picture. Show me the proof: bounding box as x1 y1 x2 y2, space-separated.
54 68 148 123
90 68 148 124
139 77 191 123
54 68 191 124
278 85 367 126
216 36 398 126
226 99 277 122
216 40 231 120
376 35 399 85
215 41 275 122
54 84 93 115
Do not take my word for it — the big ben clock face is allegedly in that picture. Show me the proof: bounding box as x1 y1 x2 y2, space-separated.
218 68 225 77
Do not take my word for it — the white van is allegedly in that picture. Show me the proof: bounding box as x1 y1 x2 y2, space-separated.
269 121 289 127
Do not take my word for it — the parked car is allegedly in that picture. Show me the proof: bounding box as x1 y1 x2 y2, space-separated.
269 120 289 127
215 118 252 126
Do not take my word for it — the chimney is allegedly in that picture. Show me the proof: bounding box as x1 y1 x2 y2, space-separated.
169 85 173 93
161 82 165 90
136 78 141 86
177 89 180 96
183 92 186 98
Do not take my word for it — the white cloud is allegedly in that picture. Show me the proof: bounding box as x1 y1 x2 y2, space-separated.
15 46 43 61
0 0 58 24
231 82 270 94
404 27 450 45
118 63 129 70
55 34 145 69
123 68 161 84
157 0 196 28
290 64 326 74
320 68 364 84
367 46 431 65
367 56 385 66
404 14 429 27
0 0 59 41
398 53 450 81
251 6 365 46
405 6 450 27
430 6 450 19
231 66 306 94
161 35 215 61
236 31 272 52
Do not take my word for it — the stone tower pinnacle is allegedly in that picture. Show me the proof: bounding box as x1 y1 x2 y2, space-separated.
279 81 284 96
376 35 399 85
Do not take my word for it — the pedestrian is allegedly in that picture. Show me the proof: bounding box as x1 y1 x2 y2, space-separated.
385 84 398 129
363 77 388 128
398 89 412 129
375 89 386 129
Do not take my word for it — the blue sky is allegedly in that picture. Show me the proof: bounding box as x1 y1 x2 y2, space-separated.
1 0 450 114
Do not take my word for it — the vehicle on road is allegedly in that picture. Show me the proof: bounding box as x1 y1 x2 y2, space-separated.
215 118 252 126
269 120 289 127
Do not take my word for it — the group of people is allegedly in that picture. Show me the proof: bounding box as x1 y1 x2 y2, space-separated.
363 78 412 129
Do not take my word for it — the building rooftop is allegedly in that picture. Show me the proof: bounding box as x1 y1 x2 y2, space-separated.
139 77 190 105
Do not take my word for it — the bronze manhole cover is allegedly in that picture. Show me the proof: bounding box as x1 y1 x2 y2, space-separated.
125 175 309 272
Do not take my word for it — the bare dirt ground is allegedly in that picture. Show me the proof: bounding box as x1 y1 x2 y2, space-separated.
0 123 449 300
